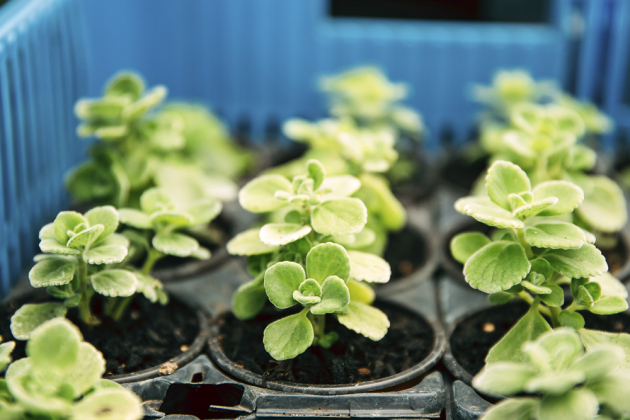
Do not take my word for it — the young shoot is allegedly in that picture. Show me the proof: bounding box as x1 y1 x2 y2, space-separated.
0 318 142 420
474 328 630 420
227 159 391 360
451 161 629 363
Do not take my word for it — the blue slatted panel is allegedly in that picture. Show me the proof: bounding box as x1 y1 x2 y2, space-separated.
0 0 87 296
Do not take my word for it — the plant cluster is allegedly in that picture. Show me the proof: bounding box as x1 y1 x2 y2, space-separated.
227 159 392 360
0 318 142 419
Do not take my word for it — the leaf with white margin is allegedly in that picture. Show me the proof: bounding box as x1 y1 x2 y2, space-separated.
83 233 129 264
450 232 491 264
310 276 350 314
259 223 312 246
53 211 87 244
590 272 628 299
347 251 391 283
486 161 531 211
576 175 628 233
239 174 293 213
27 318 81 373
525 221 586 249
10 303 68 340
61 342 106 397
118 208 152 229
480 398 540 420
589 296 629 315
454 196 493 214
67 224 105 249
311 198 368 236
152 233 199 257
190 246 211 260
579 328 630 369
71 388 143 420
308 159 326 190
513 197 558 219
306 242 351 284
533 181 584 216
264 310 314 360
318 175 361 200
29 258 76 287
0 341 15 371
264 262 305 309
459 199 525 229
539 389 598 420
227 228 279 256
543 244 607 279
472 362 537 396
84 206 119 243
464 241 530 293
337 301 389 341
91 270 137 297
588 373 630 414
185 199 222 226
149 211 193 229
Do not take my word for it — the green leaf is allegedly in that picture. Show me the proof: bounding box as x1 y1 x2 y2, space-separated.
66 225 105 249
239 174 293 213
0 342 15 371
521 281 552 295
530 258 553 281
39 239 82 255
450 232 491 264
356 173 406 231
572 347 621 382
579 329 630 370
525 221 586 249
298 278 322 297
347 251 390 283
10 303 68 340
319 175 361 199
306 242 351 284
122 85 167 121
489 292 516 305
185 199 222 226
152 233 199 257
480 398 540 420
105 71 145 100
525 371 585 395
575 175 627 233
486 305 552 364
533 181 584 216
307 159 326 190
589 296 629 315
232 277 267 320
27 318 81 373
539 389 598 420
63 342 106 397
559 311 585 329
347 279 375 304
543 244 607 279
472 362 537 396
84 206 119 243
588 373 630 414
227 228 279 256
149 211 193 229
259 223 312 246
464 241 531 293
91 270 137 297
310 276 351 314
538 285 564 307
264 262 305 309
140 188 175 214
486 161 531 211
53 211 87 244
311 198 367 236
513 197 558 219
118 208 152 229
190 246 211 260
29 258 76 287
336 301 389 341
263 310 314 360
83 234 129 265
590 273 628 299
70 388 142 420
583 282 602 301
457 198 525 229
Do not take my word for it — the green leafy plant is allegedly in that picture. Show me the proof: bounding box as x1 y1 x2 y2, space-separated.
227 159 391 360
474 328 630 420
450 161 629 362
0 318 142 419
473 69 550 116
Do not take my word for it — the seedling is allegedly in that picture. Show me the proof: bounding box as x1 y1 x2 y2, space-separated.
451 161 629 362
0 318 142 419
473 69 550 115
227 160 391 360
474 328 630 420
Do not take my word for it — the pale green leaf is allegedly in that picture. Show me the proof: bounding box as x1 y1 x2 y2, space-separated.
118 208 152 229
481 398 540 420
149 211 193 229
459 199 525 229
83 235 128 265
227 228 279 256
307 159 326 190
232 276 266 320
311 198 367 236
66 225 104 249
539 389 598 420
263 310 314 360
310 276 350 314
454 196 493 213
84 206 119 243
588 373 630 414
464 241 531 293
152 233 199 257
91 270 137 297
298 278 322 297
347 279 375 304
122 85 167 121
525 371 585 395
62 342 106 397
184 199 222 226
239 174 292 213
579 329 630 370
70 388 142 420
140 188 175 214
357 173 406 231
590 273 628 299
513 197 558 219
105 71 144 100
521 281 552 295
589 296 628 315
0 342 15 371
318 175 361 200
190 246 211 260
472 362 537 396
347 251 390 283
264 262 305 309
533 181 584 216
336 301 389 341
293 291 321 305
39 239 81 255
28 258 76 287
450 232 491 264
525 221 586 249
559 311 585 329
543 244 607 279
571 347 622 382
27 318 81 373
53 211 87 244
10 303 68 340
259 223 312 246
486 161 531 211
538 285 564 307
575 175 627 233
306 242 351 284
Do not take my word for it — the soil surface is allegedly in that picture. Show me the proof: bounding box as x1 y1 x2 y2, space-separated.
384 226 428 282
390 152 433 203
601 235 628 278
0 293 199 376
218 302 434 385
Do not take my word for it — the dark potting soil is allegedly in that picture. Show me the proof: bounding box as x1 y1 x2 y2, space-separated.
0 294 198 376
218 302 434 385
601 235 628 278
384 226 428 281
440 153 489 192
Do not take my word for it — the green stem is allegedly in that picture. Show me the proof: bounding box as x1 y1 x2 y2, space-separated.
516 228 534 259
518 291 551 317
77 259 98 325
307 312 326 342
549 306 561 328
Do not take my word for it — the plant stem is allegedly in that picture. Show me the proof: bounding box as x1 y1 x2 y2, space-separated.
516 229 534 259
549 306 561 328
77 259 98 325
307 312 326 342
518 291 551 317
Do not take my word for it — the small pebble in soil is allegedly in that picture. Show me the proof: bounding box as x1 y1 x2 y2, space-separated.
180 345 189 352
159 361 179 376
398 260 414 277
358 367 371 376
483 323 495 333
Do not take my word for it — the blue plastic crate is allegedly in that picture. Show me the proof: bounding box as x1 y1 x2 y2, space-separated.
0 0 624 296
